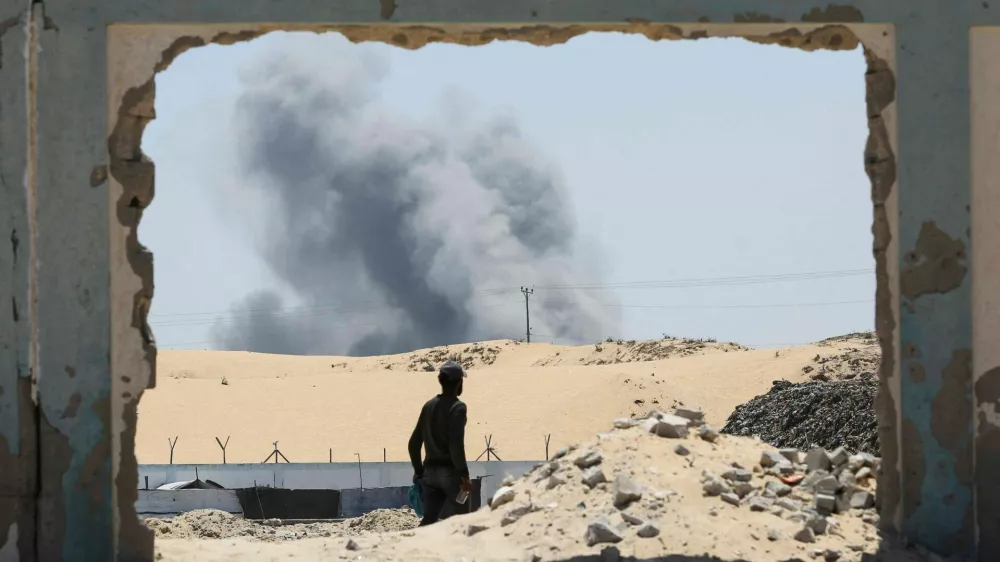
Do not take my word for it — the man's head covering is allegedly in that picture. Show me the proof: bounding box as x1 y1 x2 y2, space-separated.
439 360 467 382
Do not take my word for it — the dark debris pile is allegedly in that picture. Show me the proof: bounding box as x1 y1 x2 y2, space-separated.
721 376 880 455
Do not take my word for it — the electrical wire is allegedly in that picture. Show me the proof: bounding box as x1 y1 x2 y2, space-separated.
150 267 874 328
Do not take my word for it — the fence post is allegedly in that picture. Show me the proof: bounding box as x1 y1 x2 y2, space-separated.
215 436 230 464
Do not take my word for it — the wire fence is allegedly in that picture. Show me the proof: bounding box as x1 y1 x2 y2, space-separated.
156 434 558 466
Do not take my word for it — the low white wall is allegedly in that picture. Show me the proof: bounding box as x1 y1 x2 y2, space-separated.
137 460 540 505
136 490 242 516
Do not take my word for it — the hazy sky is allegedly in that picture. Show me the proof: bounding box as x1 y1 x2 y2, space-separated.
140 31 874 354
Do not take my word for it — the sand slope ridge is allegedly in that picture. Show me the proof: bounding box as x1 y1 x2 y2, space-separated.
154 406 928 562
140 336 877 465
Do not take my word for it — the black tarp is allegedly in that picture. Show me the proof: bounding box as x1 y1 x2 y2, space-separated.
235 488 341 520
156 479 225 490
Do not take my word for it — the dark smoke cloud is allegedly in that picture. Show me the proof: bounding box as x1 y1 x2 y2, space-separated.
213 33 619 356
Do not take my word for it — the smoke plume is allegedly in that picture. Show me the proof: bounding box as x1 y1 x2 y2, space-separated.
213 33 619 356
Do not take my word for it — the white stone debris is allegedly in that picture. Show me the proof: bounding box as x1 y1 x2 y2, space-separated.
612 475 643 507
827 447 849 467
850 490 875 509
636 522 660 538
698 425 720 443
795 526 816 543
620 512 644 526
805 448 832 472
501 502 534 527
581 467 606 489
815 494 837 513
647 414 690 438
702 475 731 497
779 448 802 464
585 517 624 547
491 487 516 510
760 450 786 468
765 480 792 497
721 468 753 483
613 418 636 429
673 407 705 425
466 524 489 537
574 450 603 469
546 474 567 490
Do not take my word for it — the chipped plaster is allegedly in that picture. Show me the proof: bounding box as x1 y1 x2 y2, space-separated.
3 0 998 559
970 27 1000 561
103 20 898 562
0 2 35 561
970 28 1000 420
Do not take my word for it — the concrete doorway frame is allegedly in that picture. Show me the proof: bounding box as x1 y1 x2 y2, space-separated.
1 1 997 560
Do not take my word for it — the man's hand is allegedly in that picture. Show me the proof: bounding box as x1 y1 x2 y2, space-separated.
413 473 423 483
460 476 472 491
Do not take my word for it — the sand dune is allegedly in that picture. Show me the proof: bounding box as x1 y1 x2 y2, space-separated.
138 338 863 465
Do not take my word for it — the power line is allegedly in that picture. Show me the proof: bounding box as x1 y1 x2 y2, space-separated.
149 287 521 320
149 267 873 325
155 298 871 348
535 298 873 310
150 298 521 328
533 268 873 290
150 297 873 331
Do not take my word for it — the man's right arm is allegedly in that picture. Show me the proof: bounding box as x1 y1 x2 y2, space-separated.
448 402 470 478
408 406 425 477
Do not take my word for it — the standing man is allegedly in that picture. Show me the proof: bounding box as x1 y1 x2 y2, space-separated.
408 360 473 526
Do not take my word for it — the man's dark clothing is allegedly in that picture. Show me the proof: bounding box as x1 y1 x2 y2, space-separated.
408 394 469 526
417 465 462 525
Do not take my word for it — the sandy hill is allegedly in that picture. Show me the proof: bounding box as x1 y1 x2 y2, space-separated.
138 336 877 465
154 406 927 562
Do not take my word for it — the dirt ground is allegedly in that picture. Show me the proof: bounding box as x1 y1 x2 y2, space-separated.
153 402 934 562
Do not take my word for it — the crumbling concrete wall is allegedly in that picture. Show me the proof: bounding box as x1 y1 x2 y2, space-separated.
0 0 998 560
0 4 35 562
970 28 1000 562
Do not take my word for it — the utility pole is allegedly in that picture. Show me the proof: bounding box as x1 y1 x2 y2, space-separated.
521 287 534 343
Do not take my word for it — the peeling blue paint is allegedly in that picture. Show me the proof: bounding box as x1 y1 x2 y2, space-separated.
1 0 995 560
0 2 28 460
895 8 975 557
900 296 974 554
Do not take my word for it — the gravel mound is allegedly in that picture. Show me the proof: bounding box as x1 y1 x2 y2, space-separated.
721 377 880 455
406 343 505 371
579 337 748 366
802 333 880 382
345 508 420 533
146 510 261 540
147 508 419 541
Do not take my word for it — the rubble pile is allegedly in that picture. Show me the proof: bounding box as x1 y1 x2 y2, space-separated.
697 442 881 549
721 377 880 455
579 337 748 366
157 407 936 562
406 343 505 372
804 334 880 382
460 407 886 561
346 508 423 533
146 508 419 541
